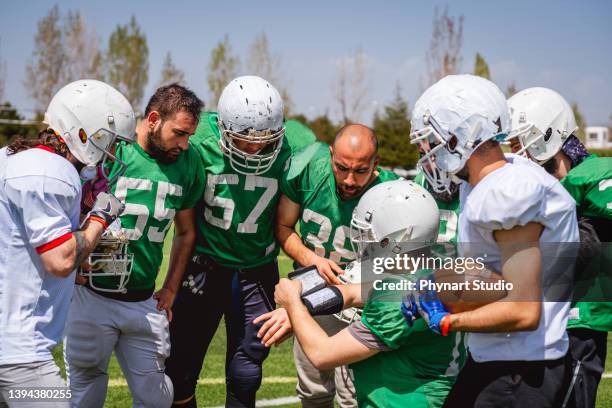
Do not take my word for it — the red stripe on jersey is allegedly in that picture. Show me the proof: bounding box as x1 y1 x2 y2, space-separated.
36 232 73 254
34 145 58 154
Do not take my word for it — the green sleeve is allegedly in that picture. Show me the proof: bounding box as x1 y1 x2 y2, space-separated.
361 281 416 350
280 159 301 203
180 148 206 209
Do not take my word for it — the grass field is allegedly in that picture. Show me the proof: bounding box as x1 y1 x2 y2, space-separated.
52 228 612 407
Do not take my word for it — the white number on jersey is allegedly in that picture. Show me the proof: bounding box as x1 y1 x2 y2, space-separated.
302 209 355 264
204 174 277 233
114 177 182 243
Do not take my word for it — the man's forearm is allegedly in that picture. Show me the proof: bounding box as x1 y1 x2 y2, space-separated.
276 224 316 267
449 300 541 332
71 220 104 269
162 229 195 293
286 300 334 362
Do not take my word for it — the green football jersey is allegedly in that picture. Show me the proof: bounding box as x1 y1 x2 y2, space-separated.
96 142 205 291
414 172 460 257
351 273 466 408
561 155 612 331
190 112 316 268
281 143 399 265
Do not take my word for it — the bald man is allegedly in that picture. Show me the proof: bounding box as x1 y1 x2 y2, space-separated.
271 125 398 408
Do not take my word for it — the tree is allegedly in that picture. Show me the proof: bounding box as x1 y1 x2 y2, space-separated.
334 49 369 125
289 113 340 145
473 53 490 80
207 35 240 109
107 15 149 110
24 5 64 113
158 51 185 87
505 81 518 98
247 33 292 116
424 6 464 86
63 10 104 82
373 84 417 169
571 102 586 142
0 102 41 146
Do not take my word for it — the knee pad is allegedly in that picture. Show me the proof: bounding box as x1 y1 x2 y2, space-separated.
227 354 262 398
132 372 173 408
64 321 109 370
242 322 271 363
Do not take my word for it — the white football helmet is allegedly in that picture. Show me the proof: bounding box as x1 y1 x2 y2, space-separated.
410 74 510 193
44 79 136 182
217 75 285 175
80 220 133 293
350 179 440 261
506 87 577 164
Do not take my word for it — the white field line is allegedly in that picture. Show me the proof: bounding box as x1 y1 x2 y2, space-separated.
107 376 296 387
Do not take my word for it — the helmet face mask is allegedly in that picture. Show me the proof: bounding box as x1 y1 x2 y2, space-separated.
80 221 134 293
506 87 577 164
409 75 511 193
218 121 285 175
410 114 461 193
334 260 363 324
88 128 132 184
217 75 285 175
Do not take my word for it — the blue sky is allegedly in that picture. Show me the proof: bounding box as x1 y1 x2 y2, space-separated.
1 0 611 125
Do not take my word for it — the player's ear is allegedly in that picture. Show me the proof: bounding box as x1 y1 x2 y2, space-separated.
329 145 334 157
146 111 161 129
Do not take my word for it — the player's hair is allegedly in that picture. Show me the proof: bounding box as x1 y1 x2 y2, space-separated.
474 139 500 156
144 83 204 123
7 129 70 157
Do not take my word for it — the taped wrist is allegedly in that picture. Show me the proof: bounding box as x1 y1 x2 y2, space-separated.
302 286 344 316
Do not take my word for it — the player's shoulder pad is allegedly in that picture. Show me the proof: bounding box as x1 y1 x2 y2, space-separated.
567 155 612 181
190 111 220 147
283 119 317 153
285 142 330 181
377 168 401 182
4 148 80 191
464 155 551 230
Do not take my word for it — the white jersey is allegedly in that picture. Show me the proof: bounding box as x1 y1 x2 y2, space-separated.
0 146 81 364
458 153 578 362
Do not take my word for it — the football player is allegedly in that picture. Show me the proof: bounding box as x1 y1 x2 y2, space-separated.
273 179 467 407
270 125 397 408
0 80 133 407
408 75 579 406
164 76 316 408
64 84 205 408
507 87 612 408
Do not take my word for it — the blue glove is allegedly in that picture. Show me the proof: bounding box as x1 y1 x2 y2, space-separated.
414 276 451 336
400 292 419 327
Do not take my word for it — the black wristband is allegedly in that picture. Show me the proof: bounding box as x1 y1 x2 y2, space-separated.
302 286 344 316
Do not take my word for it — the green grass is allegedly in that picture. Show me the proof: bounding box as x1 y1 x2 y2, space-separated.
53 228 612 406
54 228 299 407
